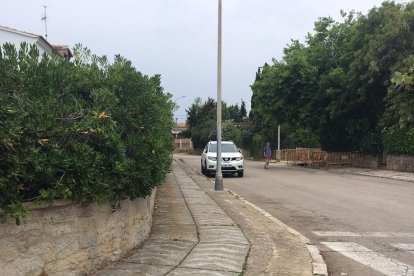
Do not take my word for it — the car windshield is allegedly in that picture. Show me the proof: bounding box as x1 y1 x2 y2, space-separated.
208 143 238 153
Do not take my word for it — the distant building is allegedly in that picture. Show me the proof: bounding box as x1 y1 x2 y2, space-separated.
172 122 192 151
52 44 73 60
0 25 72 60
173 122 187 139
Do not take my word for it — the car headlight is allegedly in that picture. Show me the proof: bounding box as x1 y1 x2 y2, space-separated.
208 156 217 161
235 156 244 161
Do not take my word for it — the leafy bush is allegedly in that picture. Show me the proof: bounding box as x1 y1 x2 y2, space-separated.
207 120 242 146
384 128 414 155
0 43 174 224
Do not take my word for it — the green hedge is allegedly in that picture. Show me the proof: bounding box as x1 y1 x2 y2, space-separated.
0 43 174 224
384 128 414 155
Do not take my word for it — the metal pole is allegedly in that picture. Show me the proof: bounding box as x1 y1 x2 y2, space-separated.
173 95 185 112
215 0 223 190
277 124 281 161
42 6 48 41
278 124 280 151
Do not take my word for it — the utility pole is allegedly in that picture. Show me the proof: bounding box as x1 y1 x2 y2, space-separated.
278 124 280 151
215 0 223 191
41 6 48 41
277 124 281 161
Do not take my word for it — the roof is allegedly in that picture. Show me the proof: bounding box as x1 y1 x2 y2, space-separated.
0 24 55 51
0 24 40 38
0 25 72 59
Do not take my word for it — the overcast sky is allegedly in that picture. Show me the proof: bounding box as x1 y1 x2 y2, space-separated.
1 0 399 121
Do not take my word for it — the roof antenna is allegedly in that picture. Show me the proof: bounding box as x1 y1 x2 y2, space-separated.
41 5 48 40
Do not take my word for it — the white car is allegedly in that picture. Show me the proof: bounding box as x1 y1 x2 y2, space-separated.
201 141 244 177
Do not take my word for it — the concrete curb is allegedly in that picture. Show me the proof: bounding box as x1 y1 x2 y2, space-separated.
225 189 328 276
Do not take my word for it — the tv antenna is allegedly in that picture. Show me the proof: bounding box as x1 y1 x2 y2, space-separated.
41 5 48 40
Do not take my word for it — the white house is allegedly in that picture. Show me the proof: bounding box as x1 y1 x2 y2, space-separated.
0 25 72 59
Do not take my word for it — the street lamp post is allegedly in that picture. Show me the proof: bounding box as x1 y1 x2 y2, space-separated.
173 96 186 125
173 96 186 110
174 95 186 102
215 0 223 191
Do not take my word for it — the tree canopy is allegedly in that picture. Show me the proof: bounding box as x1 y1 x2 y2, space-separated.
185 98 246 150
251 1 414 155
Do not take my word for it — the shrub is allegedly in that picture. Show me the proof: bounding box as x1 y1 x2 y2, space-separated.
384 128 414 155
0 43 174 224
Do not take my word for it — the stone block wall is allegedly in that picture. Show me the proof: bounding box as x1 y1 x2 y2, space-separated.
387 155 414 172
0 189 156 276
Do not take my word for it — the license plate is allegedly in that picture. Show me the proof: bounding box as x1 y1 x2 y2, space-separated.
222 164 232 167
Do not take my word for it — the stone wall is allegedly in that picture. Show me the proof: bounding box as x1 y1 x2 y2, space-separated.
0 189 156 276
387 155 414 172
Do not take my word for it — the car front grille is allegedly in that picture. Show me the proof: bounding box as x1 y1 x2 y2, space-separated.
222 157 239 162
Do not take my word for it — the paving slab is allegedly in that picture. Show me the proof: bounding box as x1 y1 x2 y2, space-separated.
154 196 186 204
180 189 210 198
192 213 236 226
152 198 194 226
97 263 173 276
184 197 217 205
149 224 197 242
180 242 250 272
198 225 249 245
168 268 239 276
94 161 253 275
188 204 227 215
124 239 195 266
152 212 194 226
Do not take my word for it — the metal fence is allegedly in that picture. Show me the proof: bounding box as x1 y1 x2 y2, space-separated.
173 139 193 152
276 148 369 168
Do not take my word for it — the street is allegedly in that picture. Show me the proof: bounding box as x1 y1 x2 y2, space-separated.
178 154 414 276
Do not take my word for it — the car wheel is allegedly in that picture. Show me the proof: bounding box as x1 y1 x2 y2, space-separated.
237 170 244 177
201 161 206 175
205 162 211 177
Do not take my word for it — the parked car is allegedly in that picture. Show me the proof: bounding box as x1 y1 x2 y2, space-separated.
201 141 244 177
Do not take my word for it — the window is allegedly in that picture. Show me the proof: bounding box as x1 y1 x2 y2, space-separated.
208 143 238 153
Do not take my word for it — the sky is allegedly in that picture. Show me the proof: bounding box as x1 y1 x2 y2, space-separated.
1 0 400 122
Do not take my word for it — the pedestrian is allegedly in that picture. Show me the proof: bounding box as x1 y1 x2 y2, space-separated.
264 142 272 169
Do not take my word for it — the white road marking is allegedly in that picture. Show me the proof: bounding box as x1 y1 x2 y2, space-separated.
322 242 414 276
392 243 414 255
313 231 414 238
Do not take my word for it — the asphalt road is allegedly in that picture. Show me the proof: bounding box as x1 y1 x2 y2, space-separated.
177 154 414 276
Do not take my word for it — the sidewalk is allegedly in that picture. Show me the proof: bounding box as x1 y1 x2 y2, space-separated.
328 167 414 182
277 161 414 182
95 160 321 275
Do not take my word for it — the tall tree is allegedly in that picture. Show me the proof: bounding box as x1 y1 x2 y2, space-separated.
185 97 230 150
250 1 414 155
240 100 247 119
228 104 241 123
